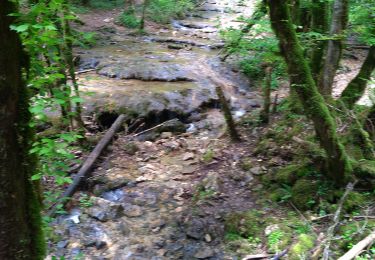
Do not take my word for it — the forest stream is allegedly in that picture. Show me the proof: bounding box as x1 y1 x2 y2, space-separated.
49 1 263 259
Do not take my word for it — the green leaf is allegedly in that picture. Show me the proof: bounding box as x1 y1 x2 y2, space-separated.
13 24 30 32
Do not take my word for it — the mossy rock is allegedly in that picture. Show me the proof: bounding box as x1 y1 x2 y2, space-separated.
343 192 367 212
268 188 290 202
266 224 293 253
289 234 315 260
274 165 302 185
224 210 265 238
291 179 318 210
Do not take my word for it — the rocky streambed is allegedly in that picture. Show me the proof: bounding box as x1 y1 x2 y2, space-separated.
48 1 265 259
76 0 260 127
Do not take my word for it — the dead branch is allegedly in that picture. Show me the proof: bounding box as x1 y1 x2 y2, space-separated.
131 118 179 138
48 114 126 217
337 230 375 260
75 68 96 75
241 254 272 260
322 181 357 260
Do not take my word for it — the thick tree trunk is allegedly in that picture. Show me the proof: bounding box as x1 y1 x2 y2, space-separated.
0 1 45 259
318 0 349 97
339 46 375 109
268 0 352 184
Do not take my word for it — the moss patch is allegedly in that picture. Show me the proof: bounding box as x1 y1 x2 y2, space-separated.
291 179 318 210
289 234 315 260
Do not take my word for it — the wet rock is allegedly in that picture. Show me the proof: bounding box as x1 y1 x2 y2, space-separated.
99 61 195 82
79 57 100 70
168 44 184 50
194 247 214 259
86 197 124 222
57 240 69 249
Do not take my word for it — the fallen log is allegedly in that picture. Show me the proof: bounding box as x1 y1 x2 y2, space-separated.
48 114 126 217
337 230 375 260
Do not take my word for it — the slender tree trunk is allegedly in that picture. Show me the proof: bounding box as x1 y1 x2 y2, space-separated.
215 86 241 142
267 0 352 184
139 0 149 31
318 0 349 97
62 6 85 129
339 46 375 109
310 0 329 81
0 1 45 259
260 66 273 124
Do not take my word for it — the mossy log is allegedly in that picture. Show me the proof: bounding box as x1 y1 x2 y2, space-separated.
268 0 352 184
259 66 272 124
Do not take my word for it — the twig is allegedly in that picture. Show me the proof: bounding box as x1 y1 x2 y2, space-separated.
75 68 96 75
241 254 272 260
131 118 178 138
337 230 375 260
322 181 357 260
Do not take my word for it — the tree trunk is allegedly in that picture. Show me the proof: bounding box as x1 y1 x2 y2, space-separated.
0 1 45 259
62 5 85 129
310 0 329 81
215 86 241 142
259 66 273 124
318 0 349 97
139 0 149 31
339 46 375 109
267 0 352 184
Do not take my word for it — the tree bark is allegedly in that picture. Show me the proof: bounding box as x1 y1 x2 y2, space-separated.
259 66 272 124
339 46 375 109
0 1 45 259
318 0 349 97
310 0 329 81
267 0 352 184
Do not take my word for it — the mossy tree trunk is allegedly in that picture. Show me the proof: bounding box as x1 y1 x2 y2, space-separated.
318 0 349 97
267 0 352 184
339 46 375 109
0 1 45 259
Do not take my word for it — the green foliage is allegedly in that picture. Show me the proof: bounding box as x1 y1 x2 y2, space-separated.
147 0 195 23
86 0 123 9
267 229 284 252
202 149 214 163
12 0 88 210
220 17 286 87
349 0 375 45
118 10 140 28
